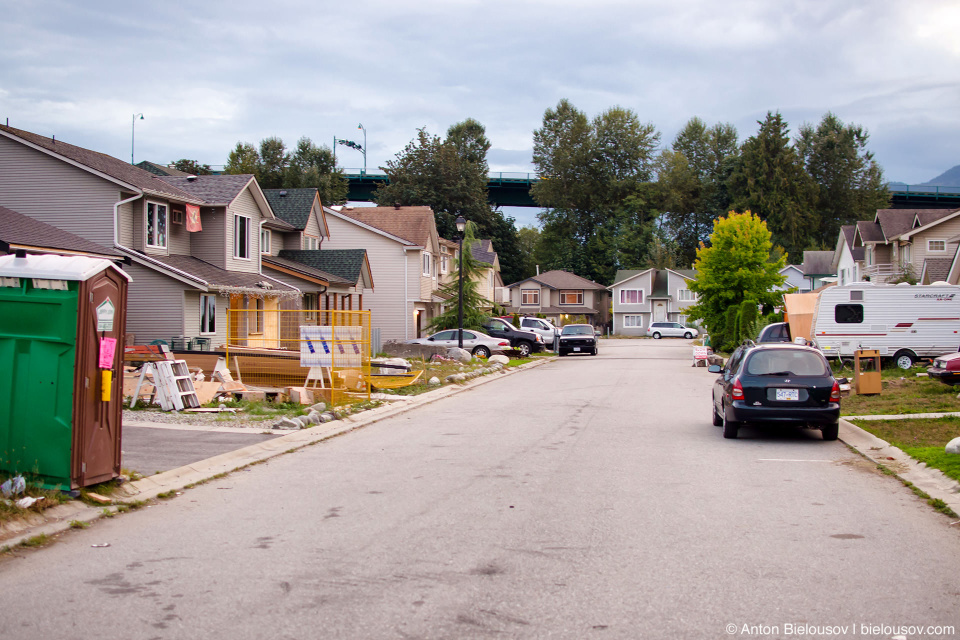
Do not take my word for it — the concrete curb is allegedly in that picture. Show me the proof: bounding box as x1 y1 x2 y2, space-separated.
1 357 554 550
839 418 960 517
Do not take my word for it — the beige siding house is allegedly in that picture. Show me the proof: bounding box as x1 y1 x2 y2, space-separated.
854 208 960 284
504 269 608 327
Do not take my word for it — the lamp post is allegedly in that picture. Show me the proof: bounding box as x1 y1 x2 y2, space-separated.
456 215 466 349
357 123 367 174
131 113 143 164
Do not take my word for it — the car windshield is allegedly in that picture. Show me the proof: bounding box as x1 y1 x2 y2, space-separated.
562 325 593 336
746 350 828 376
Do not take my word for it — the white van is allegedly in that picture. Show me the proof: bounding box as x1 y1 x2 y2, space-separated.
809 282 960 368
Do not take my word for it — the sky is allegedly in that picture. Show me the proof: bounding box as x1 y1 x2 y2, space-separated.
2 0 959 229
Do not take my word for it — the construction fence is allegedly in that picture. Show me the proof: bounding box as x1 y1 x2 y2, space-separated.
225 308 371 406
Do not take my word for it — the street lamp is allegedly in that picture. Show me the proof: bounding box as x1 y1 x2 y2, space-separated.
456 215 466 349
357 123 367 174
131 113 143 164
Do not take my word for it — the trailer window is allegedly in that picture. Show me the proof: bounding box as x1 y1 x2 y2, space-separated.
850 290 863 301
835 304 863 324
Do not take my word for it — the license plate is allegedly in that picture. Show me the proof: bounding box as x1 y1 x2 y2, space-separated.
574 347 581 352
776 389 799 401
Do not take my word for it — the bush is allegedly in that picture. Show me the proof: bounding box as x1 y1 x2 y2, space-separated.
739 300 758 342
723 305 740 351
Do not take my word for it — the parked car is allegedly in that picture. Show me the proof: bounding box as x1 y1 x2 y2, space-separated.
406 329 509 358
756 321 792 343
481 317 544 357
557 324 598 356
647 322 699 339
518 316 560 349
927 352 960 385
708 342 840 440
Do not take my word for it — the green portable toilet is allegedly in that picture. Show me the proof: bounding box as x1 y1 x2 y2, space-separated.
0 252 130 489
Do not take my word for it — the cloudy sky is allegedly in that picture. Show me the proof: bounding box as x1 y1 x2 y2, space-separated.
2 0 958 227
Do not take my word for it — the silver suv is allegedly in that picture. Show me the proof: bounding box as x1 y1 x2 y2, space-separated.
518 317 559 349
646 322 699 339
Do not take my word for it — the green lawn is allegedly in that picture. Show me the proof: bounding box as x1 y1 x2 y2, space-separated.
848 416 960 484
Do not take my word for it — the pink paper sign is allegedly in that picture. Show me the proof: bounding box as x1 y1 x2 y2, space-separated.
99 337 117 369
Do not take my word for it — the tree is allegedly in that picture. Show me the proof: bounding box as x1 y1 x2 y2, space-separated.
515 225 542 281
285 137 348 205
257 137 288 189
427 222 493 334
796 112 890 246
171 159 212 175
729 112 817 263
224 142 259 175
686 211 787 341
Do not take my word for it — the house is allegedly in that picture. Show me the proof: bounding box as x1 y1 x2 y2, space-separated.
0 125 351 348
0 204 124 261
800 251 836 290
607 268 697 336
831 225 865 286
853 208 960 283
776 264 806 292
504 269 608 327
321 205 442 340
469 238 504 305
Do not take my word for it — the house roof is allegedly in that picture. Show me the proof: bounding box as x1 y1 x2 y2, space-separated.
130 252 297 293
874 208 954 242
263 188 319 230
0 125 201 203
801 251 835 276
922 258 953 284
649 271 670 298
136 161 193 177
278 249 373 289
855 220 885 245
0 205 123 259
261 254 351 285
337 206 436 248
507 269 606 290
780 264 803 274
158 175 255 206
838 225 866 262
899 208 960 241
470 238 498 267
609 268 654 288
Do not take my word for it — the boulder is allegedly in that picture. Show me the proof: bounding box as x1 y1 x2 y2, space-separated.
275 417 300 430
381 341 446 360
309 402 327 413
428 377 441 386
446 347 473 363
306 410 321 425
488 355 510 365
946 437 960 454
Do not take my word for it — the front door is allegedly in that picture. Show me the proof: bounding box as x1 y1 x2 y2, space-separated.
654 302 666 323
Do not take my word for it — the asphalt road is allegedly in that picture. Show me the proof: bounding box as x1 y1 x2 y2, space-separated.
2 339 959 639
122 425 282 475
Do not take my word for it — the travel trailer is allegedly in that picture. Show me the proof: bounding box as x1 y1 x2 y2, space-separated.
809 283 960 369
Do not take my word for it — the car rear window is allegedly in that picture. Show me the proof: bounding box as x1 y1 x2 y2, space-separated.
562 325 593 335
745 350 828 376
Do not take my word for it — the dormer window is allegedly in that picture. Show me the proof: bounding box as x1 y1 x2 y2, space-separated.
146 201 168 248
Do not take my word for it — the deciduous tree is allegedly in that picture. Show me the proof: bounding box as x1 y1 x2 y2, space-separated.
171 159 212 175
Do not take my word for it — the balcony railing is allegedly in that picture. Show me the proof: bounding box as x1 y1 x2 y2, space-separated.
861 263 908 283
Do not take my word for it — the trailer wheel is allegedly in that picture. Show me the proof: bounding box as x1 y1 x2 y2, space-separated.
893 350 917 370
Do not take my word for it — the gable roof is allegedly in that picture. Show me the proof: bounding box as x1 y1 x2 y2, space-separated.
779 264 803 275
899 208 960 241
0 204 123 259
609 269 652 288
263 188 320 231
261 254 351 286
801 250 835 276
508 269 606 290
278 249 373 289
855 219 885 245
136 161 193 177
469 238 498 267
874 208 954 242
337 206 436 249
921 257 953 284
158 175 255 206
0 125 201 203
127 251 298 293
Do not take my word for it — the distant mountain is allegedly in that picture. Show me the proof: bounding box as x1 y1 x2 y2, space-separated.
921 165 960 187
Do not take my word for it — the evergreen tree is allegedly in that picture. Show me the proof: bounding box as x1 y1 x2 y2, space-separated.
428 222 493 333
171 159 213 175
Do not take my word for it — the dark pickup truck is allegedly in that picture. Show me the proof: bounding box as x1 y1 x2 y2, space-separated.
481 317 545 357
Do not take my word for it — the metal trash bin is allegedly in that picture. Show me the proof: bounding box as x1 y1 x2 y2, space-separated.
0 253 130 489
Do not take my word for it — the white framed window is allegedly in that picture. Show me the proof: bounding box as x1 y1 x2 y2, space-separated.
620 289 643 304
623 315 643 328
866 246 873 266
489 271 494 289
303 293 318 323
521 289 540 305
145 201 168 248
928 239 946 252
440 255 448 274
678 289 696 302
234 215 251 259
422 252 431 276
560 290 583 305
304 235 319 250
260 228 271 254
200 294 216 334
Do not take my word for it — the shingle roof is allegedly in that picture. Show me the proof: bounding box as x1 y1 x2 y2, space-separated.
856 220 885 244
278 249 368 286
923 257 953 284
0 205 122 258
261 254 351 285
470 238 497 266
337 206 435 247
136 161 193 177
263 188 318 230
649 271 670 298
839 225 866 261
133 253 297 292
801 250 835 276
158 175 254 205
0 125 200 203
875 208 953 242
610 269 650 287
508 269 606 290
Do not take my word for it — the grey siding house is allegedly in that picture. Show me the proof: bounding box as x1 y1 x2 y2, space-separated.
608 268 697 335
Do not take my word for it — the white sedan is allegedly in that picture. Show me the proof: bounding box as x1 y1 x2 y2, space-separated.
406 329 509 358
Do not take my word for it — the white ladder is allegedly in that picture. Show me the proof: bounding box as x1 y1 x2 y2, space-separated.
131 360 200 411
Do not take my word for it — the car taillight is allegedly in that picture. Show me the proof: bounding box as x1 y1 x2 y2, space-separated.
498 341 509 346
731 379 744 400
830 381 840 401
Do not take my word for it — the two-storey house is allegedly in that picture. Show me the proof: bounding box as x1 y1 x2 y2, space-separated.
0 204 124 261
853 208 960 283
608 268 698 335
504 269 607 327
831 225 865 286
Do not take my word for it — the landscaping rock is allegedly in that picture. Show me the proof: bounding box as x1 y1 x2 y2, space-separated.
309 402 327 413
428 376 441 385
306 410 321 425
320 412 337 423
488 355 510 365
447 347 472 363
946 437 960 454
276 417 300 430
382 341 446 360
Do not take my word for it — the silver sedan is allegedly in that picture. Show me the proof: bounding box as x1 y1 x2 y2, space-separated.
406 329 510 358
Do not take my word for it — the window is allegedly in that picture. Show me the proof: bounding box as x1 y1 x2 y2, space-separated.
252 298 264 333
623 315 643 328
521 289 540 305
620 289 643 304
171 207 184 225
440 254 448 274
146 201 167 248
303 293 318 323
678 289 696 302
200 294 215 334
928 239 946 252
850 290 863 301
422 252 431 276
835 304 863 324
489 272 494 289
560 290 583 305
260 228 271 254
234 215 251 259
304 235 319 250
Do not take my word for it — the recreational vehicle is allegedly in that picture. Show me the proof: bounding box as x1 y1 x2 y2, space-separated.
809 283 960 369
